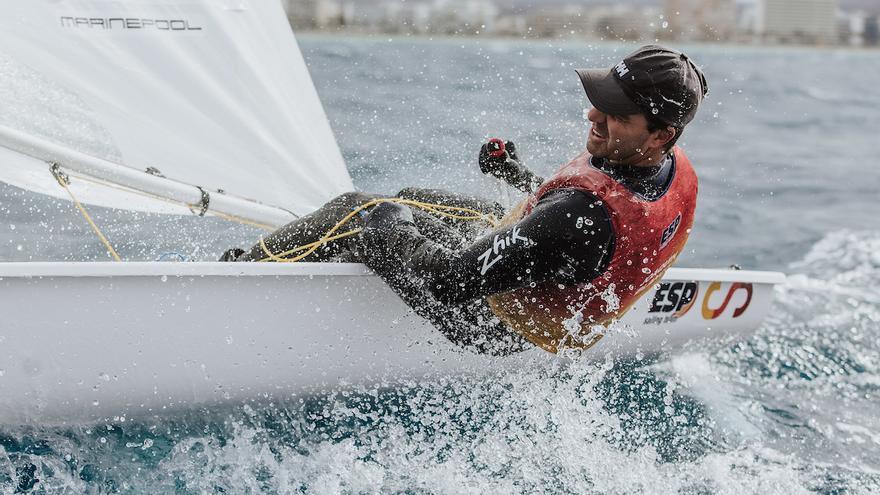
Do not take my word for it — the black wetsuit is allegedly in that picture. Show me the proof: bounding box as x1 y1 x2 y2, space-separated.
232 154 674 356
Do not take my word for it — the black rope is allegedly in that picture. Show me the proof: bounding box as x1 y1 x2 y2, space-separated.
49 162 70 186
195 186 210 216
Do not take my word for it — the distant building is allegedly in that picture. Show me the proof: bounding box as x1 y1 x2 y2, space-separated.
525 6 593 38
590 6 662 42
283 0 318 30
866 15 880 45
735 1 761 39
452 0 499 34
314 0 344 29
760 0 838 45
495 14 528 36
838 10 866 46
664 0 737 42
283 0 370 31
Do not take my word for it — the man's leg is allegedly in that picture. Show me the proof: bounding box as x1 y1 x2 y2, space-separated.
371 261 532 356
396 187 505 241
387 188 530 354
230 191 470 262
234 192 381 262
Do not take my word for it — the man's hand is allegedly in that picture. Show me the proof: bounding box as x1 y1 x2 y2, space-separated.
355 202 416 262
479 139 520 176
353 201 431 277
478 139 544 194
362 202 414 232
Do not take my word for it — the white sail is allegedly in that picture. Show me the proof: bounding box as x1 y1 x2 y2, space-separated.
0 0 353 217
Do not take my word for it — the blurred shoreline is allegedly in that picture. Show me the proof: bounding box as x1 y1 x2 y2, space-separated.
284 0 880 50
296 30 880 53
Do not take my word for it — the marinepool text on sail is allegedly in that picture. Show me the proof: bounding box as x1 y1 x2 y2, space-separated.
60 17 202 31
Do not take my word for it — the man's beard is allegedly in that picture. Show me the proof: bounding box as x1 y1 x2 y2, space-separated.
589 139 641 164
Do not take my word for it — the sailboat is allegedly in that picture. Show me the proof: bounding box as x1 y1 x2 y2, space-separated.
0 0 784 425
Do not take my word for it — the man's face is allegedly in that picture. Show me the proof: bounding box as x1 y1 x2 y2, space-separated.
586 107 657 165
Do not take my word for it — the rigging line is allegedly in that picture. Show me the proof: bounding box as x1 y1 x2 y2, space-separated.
50 163 122 262
207 210 277 231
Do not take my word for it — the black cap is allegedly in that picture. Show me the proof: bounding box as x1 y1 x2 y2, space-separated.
575 45 709 128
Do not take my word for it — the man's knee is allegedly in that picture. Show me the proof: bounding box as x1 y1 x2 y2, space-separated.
327 191 380 210
396 187 428 200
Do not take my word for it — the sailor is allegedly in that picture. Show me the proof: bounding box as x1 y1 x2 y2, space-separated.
227 45 708 356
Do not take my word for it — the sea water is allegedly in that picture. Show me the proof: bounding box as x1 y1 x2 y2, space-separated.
0 37 878 493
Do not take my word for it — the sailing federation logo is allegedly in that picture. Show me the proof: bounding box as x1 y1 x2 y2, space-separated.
644 280 754 324
643 281 698 325
660 213 682 249
649 281 698 317
701 282 753 319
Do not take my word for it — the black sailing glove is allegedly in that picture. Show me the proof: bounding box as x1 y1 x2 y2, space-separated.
478 139 544 193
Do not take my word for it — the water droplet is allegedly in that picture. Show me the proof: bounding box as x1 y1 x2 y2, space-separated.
160 275 168 282
662 21 669 29
652 108 659 115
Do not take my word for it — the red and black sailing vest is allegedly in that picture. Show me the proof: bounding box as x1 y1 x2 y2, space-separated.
487 146 698 353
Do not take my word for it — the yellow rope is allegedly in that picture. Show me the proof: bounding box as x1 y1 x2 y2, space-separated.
256 197 498 263
258 229 361 262
51 165 122 262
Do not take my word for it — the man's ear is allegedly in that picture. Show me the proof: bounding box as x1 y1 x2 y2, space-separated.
650 126 676 150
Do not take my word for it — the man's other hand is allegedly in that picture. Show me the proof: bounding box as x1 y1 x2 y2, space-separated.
363 202 414 233
479 139 520 176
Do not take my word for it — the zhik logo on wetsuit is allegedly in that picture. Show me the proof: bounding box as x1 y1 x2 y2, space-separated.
477 226 531 275
615 61 630 77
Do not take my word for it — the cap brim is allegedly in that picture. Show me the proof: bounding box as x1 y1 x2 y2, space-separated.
575 68 642 116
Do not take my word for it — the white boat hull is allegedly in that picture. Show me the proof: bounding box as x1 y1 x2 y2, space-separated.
0 262 784 425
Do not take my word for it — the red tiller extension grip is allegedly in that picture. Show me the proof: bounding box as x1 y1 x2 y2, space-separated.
487 138 506 158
